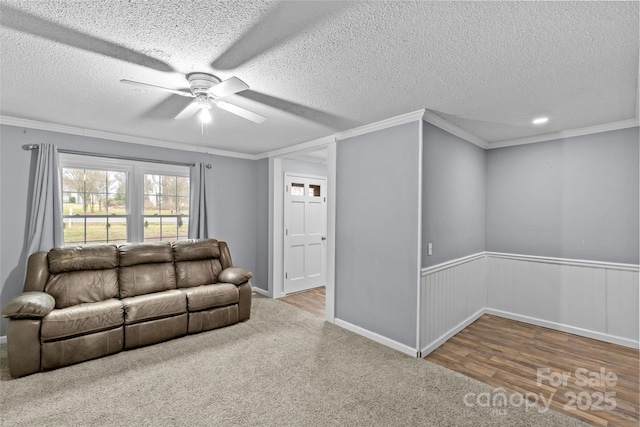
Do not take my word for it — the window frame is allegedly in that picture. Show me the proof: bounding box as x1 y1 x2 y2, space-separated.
59 154 190 244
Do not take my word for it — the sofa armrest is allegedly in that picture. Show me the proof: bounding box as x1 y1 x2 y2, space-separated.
218 267 252 286
24 251 50 292
2 292 55 319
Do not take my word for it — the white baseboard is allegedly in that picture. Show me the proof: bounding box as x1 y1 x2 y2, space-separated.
420 308 485 357
485 308 640 349
334 318 418 357
420 307 639 358
251 286 270 297
0 335 6 344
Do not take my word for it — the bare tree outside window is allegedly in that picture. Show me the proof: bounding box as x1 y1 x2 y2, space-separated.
62 168 127 244
143 173 189 242
60 157 190 245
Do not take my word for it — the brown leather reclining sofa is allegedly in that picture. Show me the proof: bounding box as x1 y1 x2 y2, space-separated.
2 238 252 378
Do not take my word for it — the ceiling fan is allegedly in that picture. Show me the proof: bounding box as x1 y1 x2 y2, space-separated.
120 73 266 124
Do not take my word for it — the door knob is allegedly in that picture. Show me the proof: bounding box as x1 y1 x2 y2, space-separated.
321 236 326 241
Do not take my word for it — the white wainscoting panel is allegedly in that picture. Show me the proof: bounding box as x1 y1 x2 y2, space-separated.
486 253 639 348
420 254 486 356
605 269 639 341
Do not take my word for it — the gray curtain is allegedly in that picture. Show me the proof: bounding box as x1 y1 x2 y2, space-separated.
26 143 63 255
188 162 209 239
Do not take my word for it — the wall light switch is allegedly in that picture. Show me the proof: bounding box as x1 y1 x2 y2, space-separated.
428 243 433 256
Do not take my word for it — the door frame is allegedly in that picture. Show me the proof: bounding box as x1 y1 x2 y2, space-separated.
268 140 336 322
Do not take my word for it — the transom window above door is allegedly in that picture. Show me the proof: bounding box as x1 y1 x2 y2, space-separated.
289 182 322 198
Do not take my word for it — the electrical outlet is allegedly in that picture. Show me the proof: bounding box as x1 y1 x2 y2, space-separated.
428 243 433 256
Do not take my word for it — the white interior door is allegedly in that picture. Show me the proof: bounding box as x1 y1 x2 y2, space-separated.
284 173 327 295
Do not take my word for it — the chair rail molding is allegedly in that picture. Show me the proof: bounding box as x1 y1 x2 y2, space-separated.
419 252 639 357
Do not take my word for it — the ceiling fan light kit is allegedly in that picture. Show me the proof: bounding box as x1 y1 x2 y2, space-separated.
120 72 266 126
199 106 212 123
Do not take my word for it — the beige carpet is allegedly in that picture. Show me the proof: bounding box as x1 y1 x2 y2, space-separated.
0 295 585 426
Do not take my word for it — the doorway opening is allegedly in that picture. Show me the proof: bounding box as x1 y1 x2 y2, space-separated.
268 143 335 321
281 286 326 318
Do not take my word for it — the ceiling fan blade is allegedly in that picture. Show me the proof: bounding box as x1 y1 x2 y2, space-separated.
2 5 174 72
120 79 194 97
174 100 201 120
216 100 266 124
208 77 249 98
237 90 357 129
211 2 351 70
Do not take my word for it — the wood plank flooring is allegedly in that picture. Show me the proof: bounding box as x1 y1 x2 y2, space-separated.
425 314 639 427
280 286 325 318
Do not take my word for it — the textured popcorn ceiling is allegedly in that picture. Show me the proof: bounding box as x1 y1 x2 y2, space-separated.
0 1 638 154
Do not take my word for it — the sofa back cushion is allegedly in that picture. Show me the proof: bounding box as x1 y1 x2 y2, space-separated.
172 239 223 288
118 242 176 297
45 245 119 309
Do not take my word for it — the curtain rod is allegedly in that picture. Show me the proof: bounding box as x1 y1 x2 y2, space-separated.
21 144 210 168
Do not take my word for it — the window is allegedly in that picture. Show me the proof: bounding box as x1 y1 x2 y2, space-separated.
143 173 190 242
290 182 321 197
60 154 190 245
290 182 305 196
62 168 128 244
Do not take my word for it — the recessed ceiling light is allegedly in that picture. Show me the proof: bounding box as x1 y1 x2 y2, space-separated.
532 117 549 125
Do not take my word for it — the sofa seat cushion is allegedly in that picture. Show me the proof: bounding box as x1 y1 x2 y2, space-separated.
182 284 238 312
41 299 123 342
122 290 187 325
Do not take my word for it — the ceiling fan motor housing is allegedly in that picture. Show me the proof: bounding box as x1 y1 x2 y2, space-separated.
186 73 220 96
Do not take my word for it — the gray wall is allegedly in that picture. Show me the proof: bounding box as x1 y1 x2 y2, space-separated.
206 155 258 279
486 127 639 264
336 122 420 348
254 158 269 291
0 124 260 335
282 158 327 177
422 122 486 267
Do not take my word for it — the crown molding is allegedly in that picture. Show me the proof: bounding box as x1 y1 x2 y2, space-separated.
0 116 257 160
257 110 426 160
334 110 425 141
488 119 640 149
1 116 85 137
421 110 489 149
6 113 637 163
256 134 336 160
